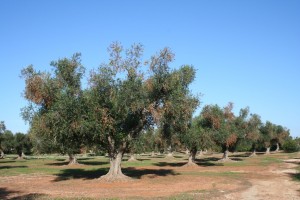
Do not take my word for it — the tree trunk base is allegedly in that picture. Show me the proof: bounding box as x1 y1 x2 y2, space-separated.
165 153 174 159
127 155 137 162
99 173 132 182
182 161 198 168
249 152 257 157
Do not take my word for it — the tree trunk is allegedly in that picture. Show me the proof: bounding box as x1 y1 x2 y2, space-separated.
127 153 137 162
151 151 155 157
197 150 203 158
68 154 79 165
275 143 280 152
17 152 25 159
99 151 130 182
0 149 4 159
166 145 174 158
185 148 189 155
249 149 257 157
184 148 197 167
265 147 270 154
219 148 231 162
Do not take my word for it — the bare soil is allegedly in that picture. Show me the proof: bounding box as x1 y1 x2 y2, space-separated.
1 154 300 199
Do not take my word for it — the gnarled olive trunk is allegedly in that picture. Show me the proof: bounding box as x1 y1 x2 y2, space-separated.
151 151 155 157
166 145 174 158
197 150 203 158
265 147 270 154
275 143 280 152
0 149 4 159
249 149 257 157
17 152 25 159
219 147 231 162
127 153 136 162
249 144 257 157
184 147 197 167
68 154 79 165
100 151 130 181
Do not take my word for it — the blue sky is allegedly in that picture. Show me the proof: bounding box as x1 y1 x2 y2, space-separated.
0 0 299 137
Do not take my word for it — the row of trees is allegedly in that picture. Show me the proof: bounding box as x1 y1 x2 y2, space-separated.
17 43 292 180
0 121 31 159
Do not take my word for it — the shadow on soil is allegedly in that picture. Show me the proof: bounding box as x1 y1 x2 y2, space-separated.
287 172 300 182
47 160 108 166
153 157 224 167
0 187 45 200
0 165 28 170
53 167 178 182
0 160 16 164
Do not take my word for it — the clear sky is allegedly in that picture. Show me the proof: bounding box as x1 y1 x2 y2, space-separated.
0 0 299 137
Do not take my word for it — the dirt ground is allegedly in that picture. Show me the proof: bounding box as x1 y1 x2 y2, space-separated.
0 155 300 199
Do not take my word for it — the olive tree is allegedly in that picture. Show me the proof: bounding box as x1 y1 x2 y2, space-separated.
87 43 197 181
21 53 86 164
201 103 239 161
0 121 6 158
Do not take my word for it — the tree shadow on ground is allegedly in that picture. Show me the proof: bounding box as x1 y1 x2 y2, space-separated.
124 167 179 178
195 159 224 167
53 166 179 182
229 153 250 158
229 158 244 161
0 187 45 200
0 160 16 164
149 155 165 158
153 162 186 167
53 168 108 181
136 158 151 161
0 165 28 170
287 172 300 182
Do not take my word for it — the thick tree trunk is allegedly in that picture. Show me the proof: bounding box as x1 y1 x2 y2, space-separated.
249 149 257 157
17 152 25 159
151 151 155 157
0 149 4 159
68 154 79 165
219 148 231 162
100 151 130 182
185 148 189 155
184 148 197 167
265 147 271 154
127 153 137 162
166 145 174 158
275 143 280 152
197 150 203 158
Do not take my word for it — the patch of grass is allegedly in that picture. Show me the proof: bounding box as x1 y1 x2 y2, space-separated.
180 171 242 178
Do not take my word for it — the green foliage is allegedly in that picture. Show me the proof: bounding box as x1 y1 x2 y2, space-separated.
1 130 15 154
282 139 300 153
14 132 32 156
21 53 86 157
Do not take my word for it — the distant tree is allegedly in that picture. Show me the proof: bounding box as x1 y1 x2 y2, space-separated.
14 133 32 159
282 138 299 153
260 121 275 154
271 125 290 152
180 115 214 167
229 107 250 153
156 65 199 158
201 103 239 161
1 130 15 154
0 121 6 158
245 114 262 157
21 53 86 164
